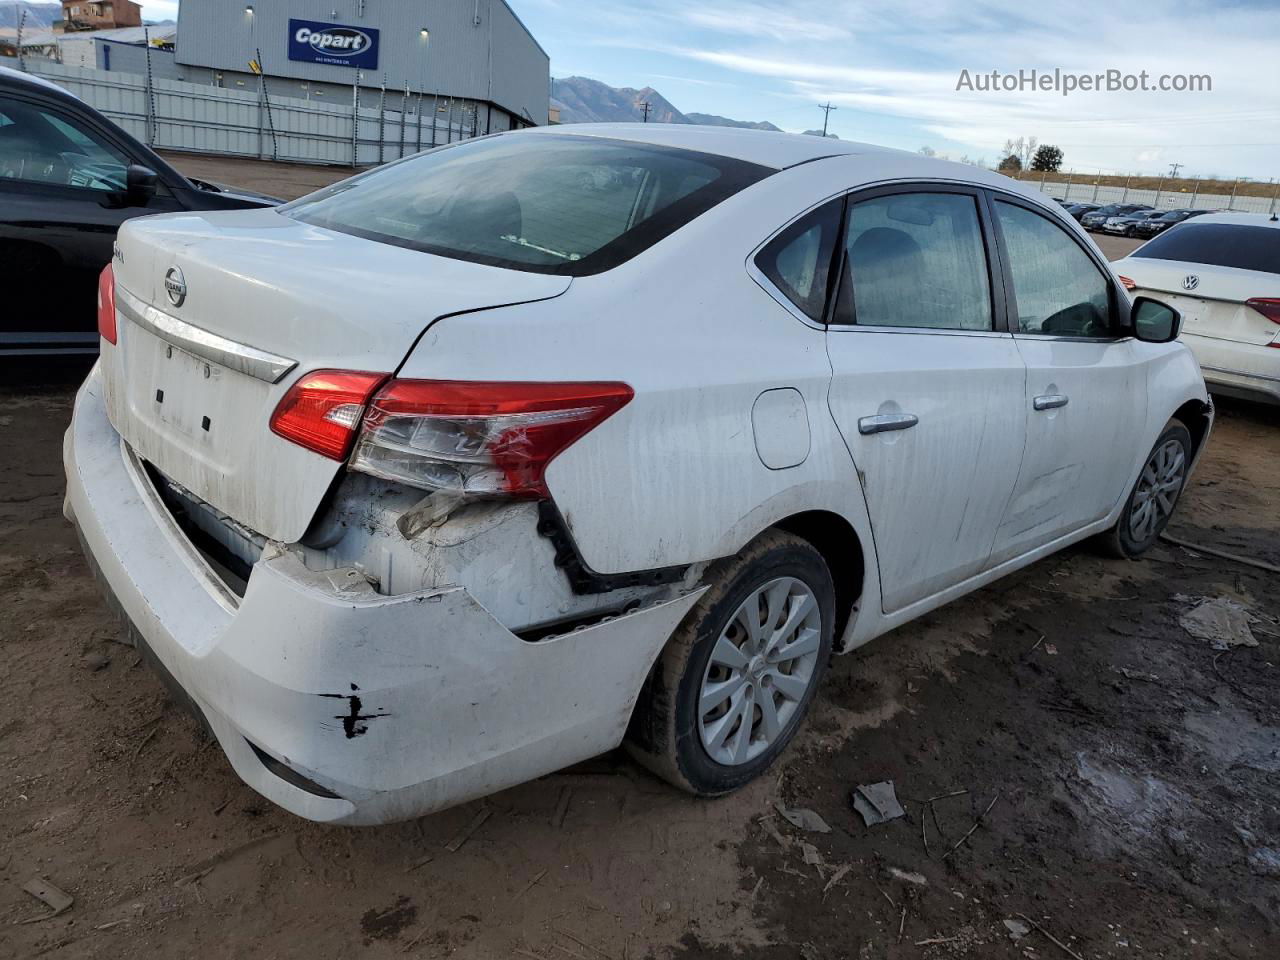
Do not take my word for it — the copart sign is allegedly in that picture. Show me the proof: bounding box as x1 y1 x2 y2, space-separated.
288 18 380 69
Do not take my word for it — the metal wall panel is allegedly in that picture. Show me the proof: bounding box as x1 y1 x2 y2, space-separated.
173 0 547 123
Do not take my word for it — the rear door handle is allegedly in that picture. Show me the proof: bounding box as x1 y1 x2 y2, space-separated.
858 413 919 435
1033 394 1069 411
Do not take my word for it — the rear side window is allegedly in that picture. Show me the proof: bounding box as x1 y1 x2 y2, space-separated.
1133 223 1280 274
994 201 1112 337
282 134 772 276
755 198 842 322
833 192 993 330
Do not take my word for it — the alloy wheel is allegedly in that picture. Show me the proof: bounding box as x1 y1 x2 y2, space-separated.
1129 438 1186 542
697 577 822 766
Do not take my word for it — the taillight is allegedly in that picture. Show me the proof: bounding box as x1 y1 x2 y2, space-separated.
1245 299 1280 347
1246 298 1280 323
350 379 634 498
1117 275 1136 291
97 263 117 344
269 370 388 460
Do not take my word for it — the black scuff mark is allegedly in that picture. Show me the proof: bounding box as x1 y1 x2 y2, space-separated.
318 683 388 738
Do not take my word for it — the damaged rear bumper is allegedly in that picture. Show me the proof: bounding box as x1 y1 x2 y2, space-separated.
64 364 702 825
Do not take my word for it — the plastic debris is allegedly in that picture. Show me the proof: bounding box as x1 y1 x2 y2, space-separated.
851 781 906 826
1179 596 1258 651
774 800 831 833
21 877 73 921
1004 918 1031 940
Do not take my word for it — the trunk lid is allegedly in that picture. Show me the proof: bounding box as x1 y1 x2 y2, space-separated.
104 208 571 543
1121 257 1279 346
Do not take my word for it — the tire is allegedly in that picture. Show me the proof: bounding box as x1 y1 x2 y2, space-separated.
625 529 836 796
1098 419 1193 558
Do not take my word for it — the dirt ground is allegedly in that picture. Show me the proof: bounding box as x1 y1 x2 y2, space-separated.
2 158 1274 958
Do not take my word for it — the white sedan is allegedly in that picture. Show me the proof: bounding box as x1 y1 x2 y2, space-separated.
65 125 1211 824
1116 212 1280 405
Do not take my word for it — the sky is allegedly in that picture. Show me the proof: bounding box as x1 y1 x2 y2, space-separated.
140 0 1279 180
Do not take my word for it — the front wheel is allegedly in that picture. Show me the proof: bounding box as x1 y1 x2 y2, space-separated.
1099 420 1192 558
625 530 835 796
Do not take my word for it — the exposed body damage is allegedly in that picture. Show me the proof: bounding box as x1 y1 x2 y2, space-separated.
66 365 705 824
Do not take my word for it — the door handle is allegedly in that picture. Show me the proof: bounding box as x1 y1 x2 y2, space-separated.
1033 394 1069 411
858 413 919 435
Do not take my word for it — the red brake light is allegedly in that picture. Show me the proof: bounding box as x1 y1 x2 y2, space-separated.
1245 298 1280 324
270 370 389 460
97 263 117 344
350 379 634 498
1117 275 1136 291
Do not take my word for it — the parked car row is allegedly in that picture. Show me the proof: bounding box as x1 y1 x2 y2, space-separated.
1055 199 1217 238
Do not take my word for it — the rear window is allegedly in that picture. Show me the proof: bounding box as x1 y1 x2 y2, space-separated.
281 133 771 275
1133 223 1280 274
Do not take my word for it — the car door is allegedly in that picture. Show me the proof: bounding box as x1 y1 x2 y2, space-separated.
986 194 1146 564
0 91 181 352
823 185 1028 613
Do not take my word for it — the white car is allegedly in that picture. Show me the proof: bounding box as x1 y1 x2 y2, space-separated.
65 126 1212 824
1116 212 1280 405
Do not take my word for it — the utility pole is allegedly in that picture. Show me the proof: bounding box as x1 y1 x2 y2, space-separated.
639 100 651 123
818 102 837 137
1168 162 1183 178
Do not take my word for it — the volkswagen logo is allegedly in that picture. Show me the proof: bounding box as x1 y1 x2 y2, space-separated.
1182 274 1200 291
164 266 187 307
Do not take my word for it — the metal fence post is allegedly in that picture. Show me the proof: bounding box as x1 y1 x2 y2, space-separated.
143 26 156 146
1189 179 1199 209
377 77 386 165
16 9 25 72
446 96 455 143
430 92 439 147
1228 177 1239 211
351 76 360 168
398 84 409 160
1064 169 1074 201
1270 179 1278 216
415 90 423 153
1121 175 1130 202
256 48 278 162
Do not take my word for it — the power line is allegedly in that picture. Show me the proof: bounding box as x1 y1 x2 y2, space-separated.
639 100 651 123
1168 162 1183 178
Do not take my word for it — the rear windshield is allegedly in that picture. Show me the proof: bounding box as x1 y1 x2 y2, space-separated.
1133 223 1280 274
281 134 772 275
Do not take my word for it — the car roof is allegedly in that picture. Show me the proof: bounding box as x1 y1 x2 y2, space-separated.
1174 211 1280 228
516 122 899 170
0 65 82 102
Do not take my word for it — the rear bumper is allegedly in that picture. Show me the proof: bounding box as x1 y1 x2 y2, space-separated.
64 364 701 825
1185 334 1280 405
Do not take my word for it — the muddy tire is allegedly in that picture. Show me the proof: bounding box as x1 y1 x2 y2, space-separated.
1098 419 1192 559
625 529 835 796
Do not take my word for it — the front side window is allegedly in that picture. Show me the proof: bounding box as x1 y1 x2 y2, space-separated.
995 201 1113 337
833 191 993 330
0 96 128 191
754 198 841 322
283 134 772 276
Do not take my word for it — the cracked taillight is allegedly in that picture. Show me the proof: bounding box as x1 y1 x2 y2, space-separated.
350 379 633 498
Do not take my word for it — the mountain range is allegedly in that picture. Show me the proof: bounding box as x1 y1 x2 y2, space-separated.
551 76 787 133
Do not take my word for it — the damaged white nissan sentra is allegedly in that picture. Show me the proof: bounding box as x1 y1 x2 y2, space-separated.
65 126 1212 824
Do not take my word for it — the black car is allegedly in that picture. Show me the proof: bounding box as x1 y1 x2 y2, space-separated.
1062 202 1100 222
1 66 280 355
1079 202 1152 231
1131 208 1214 239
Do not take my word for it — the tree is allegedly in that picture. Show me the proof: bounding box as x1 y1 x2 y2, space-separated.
918 145 937 157
998 154 1023 172
1031 144 1063 172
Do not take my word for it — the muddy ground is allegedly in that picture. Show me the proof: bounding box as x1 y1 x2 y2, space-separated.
1 158 1274 958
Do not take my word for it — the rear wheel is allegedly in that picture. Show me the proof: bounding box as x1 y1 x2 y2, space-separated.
625 530 835 795
1099 420 1192 558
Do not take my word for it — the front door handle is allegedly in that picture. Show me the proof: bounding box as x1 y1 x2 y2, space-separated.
1033 394 1069 411
858 413 919 435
